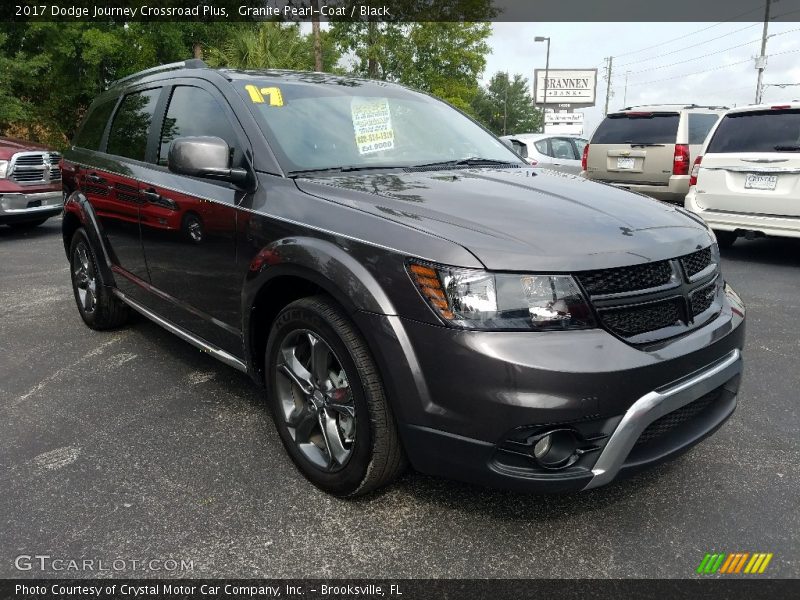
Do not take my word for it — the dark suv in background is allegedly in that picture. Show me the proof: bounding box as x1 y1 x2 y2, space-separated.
62 61 745 496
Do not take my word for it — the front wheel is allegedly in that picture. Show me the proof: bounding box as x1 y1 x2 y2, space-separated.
265 296 405 496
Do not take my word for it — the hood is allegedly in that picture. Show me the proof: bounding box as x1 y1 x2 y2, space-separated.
0 137 51 160
294 167 713 272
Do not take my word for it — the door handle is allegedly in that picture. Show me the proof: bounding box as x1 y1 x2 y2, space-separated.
140 189 161 203
85 173 105 183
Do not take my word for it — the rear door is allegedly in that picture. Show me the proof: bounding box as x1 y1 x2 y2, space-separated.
81 87 164 296
548 137 582 174
697 107 800 217
587 111 680 185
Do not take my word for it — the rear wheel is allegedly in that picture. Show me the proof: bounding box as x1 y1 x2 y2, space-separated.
69 228 129 330
714 230 737 249
265 296 405 496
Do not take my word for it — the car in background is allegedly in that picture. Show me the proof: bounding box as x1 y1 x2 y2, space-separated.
685 102 800 247
0 137 63 229
501 133 587 174
581 104 725 203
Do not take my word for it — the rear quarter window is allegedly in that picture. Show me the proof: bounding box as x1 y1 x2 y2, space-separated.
591 113 680 144
707 109 800 153
73 98 117 151
688 113 720 145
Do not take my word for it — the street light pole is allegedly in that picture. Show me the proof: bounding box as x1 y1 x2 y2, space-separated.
535 36 550 134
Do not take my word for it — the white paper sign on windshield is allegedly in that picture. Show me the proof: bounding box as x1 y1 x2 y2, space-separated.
351 99 395 155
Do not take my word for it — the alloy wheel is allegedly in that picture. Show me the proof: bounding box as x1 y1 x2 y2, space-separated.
73 242 97 315
275 329 356 471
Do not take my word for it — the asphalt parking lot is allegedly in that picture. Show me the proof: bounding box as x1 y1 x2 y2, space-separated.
1 216 798 579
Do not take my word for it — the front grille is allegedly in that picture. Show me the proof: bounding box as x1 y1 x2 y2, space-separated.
576 260 674 296
10 152 60 185
600 298 683 338
690 281 717 316
634 388 721 447
681 247 712 278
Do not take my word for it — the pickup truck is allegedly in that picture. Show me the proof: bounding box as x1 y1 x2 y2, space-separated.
0 137 63 229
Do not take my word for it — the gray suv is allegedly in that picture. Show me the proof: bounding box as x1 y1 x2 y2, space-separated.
582 104 725 203
62 62 745 496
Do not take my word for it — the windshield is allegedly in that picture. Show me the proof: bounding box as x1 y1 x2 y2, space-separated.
707 109 800 153
592 113 680 144
236 77 521 173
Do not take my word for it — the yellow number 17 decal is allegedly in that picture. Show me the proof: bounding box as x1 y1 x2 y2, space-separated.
244 85 284 106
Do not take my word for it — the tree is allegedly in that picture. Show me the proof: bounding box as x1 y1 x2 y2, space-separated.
206 22 341 72
471 72 542 136
330 19 492 112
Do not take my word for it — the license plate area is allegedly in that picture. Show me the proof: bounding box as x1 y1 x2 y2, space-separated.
617 157 635 170
744 174 778 190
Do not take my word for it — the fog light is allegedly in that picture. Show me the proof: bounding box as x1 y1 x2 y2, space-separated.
530 429 580 470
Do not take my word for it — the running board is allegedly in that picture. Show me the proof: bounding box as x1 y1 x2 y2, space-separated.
113 289 248 373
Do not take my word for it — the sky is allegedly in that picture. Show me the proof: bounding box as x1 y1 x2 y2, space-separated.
483 21 800 136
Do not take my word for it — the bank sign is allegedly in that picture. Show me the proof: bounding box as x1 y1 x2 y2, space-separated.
534 69 597 107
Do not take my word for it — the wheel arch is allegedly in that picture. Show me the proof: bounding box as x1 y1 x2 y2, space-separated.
62 191 117 287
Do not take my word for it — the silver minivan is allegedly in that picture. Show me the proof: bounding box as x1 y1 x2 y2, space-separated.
582 104 725 203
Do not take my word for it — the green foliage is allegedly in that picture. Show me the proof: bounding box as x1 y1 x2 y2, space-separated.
329 20 491 113
471 71 542 136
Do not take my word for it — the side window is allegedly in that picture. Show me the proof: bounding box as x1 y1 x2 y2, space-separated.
107 89 161 161
158 86 239 166
551 138 577 160
688 113 720 145
73 98 117 151
534 139 549 156
572 138 587 156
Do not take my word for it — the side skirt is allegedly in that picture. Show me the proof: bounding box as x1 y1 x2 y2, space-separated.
113 289 248 373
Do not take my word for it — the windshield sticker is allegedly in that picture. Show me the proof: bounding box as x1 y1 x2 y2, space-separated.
244 85 284 107
351 98 395 154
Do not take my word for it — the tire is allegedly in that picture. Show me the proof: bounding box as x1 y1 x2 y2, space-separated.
714 230 737 249
69 228 129 330
182 213 204 244
8 218 48 229
265 295 405 496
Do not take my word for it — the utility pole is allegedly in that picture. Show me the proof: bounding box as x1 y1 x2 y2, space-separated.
755 0 771 104
623 70 631 107
311 0 322 72
503 72 508 135
604 56 613 115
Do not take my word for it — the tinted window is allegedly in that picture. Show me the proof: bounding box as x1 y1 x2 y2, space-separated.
707 109 800 153
592 113 680 144
551 138 577 160
688 113 720 145
159 86 238 165
107 89 161 161
73 98 117 151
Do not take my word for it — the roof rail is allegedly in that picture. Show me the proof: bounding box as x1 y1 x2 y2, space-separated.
108 59 207 89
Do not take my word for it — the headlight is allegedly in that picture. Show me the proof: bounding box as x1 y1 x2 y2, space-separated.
408 262 596 331
0 160 8 178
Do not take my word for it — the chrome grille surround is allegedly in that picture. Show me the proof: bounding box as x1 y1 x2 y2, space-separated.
9 151 61 186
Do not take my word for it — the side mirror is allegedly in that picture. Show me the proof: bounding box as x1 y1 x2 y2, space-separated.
168 136 249 186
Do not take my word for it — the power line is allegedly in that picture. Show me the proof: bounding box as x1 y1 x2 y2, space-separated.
621 28 799 77
615 23 759 68
611 4 766 59
624 46 800 88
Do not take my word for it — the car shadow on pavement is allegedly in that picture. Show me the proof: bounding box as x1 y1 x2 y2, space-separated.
0 220 62 241
720 236 800 267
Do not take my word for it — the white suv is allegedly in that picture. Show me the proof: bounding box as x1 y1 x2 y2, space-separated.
685 102 800 247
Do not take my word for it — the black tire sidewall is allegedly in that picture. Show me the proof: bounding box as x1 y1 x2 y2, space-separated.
70 229 101 327
265 302 374 496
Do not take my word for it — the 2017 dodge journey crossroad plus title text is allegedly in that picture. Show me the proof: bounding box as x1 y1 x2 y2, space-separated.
61 61 745 496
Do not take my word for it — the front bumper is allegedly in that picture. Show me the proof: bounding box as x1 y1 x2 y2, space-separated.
0 191 63 223
355 283 745 492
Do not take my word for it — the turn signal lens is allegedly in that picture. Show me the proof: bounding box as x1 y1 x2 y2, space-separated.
408 261 596 331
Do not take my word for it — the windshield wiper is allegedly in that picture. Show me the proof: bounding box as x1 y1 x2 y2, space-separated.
411 157 519 169
774 144 800 152
287 165 405 177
